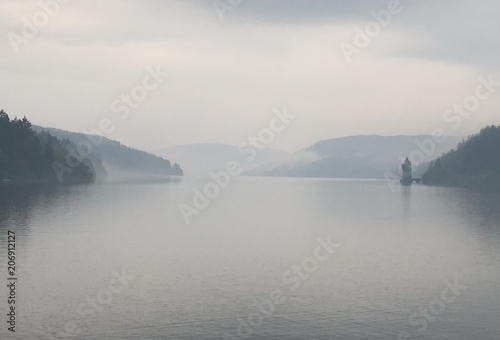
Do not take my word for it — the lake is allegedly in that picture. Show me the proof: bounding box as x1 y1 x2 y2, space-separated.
1 177 500 339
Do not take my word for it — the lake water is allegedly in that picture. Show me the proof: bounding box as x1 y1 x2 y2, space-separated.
1 178 500 339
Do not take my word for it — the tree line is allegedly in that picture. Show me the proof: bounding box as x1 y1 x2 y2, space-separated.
423 125 500 191
0 110 95 183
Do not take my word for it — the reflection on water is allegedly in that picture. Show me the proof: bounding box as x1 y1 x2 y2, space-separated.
0 178 499 339
0 184 66 251
401 186 411 219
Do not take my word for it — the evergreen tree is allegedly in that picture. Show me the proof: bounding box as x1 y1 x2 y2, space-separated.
423 125 500 191
0 110 96 183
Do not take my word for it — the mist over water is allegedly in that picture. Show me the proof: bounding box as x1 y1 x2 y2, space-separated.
2 1 500 339
1 178 499 339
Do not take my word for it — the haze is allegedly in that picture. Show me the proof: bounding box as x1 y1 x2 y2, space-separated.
1 0 499 153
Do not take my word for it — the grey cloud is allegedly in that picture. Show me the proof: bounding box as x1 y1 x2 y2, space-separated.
188 0 500 68
0 0 499 153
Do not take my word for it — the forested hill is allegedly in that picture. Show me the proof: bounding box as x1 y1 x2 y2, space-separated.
0 110 96 183
33 126 183 178
423 125 500 191
245 135 462 179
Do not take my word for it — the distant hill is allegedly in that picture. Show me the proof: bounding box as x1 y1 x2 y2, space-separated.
154 143 288 177
33 126 183 180
245 135 463 179
423 125 500 191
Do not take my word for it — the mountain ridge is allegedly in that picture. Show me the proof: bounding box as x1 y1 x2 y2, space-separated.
33 125 183 180
245 134 464 179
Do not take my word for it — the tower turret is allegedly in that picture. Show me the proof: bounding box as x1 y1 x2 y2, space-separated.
400 157 412 186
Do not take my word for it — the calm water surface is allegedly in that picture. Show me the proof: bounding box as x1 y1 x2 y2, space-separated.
1 178 500 339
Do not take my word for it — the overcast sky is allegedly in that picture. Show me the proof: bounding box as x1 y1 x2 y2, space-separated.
1 0 499 152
